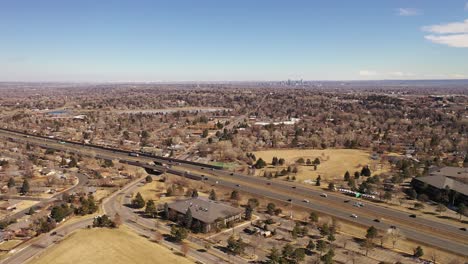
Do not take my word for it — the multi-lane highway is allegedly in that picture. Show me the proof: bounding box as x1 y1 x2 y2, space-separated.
1 128 467 257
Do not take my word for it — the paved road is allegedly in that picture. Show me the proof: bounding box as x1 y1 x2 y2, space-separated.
1 217 93 264
1 128 467 257
103 176 246 264
190 170 468 256
1 173 88 222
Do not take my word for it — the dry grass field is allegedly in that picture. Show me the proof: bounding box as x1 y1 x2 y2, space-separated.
28 227 193 264
253 149 391 182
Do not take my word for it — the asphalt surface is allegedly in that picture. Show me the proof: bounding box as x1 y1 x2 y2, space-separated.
1 128 467 257
0 172 88 222
103 177 246 264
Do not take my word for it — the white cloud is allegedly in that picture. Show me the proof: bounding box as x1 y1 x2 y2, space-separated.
449 73 466 79
359 70 377 77
397 8 421 16
389 71 415 77
424 34 468 48
422 19 468 48
422 19 468 34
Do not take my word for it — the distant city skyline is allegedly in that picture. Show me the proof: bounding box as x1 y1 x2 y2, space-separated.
1 0 467 82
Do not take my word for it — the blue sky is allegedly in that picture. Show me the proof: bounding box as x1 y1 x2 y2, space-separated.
1 0 467 81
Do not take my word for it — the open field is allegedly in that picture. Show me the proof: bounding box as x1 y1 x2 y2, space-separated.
28 226 193 264
253 148 392 182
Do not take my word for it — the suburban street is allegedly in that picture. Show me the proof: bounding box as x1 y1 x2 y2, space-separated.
0 172 88 222
1 128 467 257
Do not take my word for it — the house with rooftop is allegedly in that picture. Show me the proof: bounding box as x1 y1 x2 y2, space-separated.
167 197 243 233
411 166 468 205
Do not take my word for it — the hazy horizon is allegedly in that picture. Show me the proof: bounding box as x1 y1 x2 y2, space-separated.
1 0 468 82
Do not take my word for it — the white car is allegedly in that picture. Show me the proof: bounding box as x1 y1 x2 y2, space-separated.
320 193 328 198
351 214 358 218
303 199 310 203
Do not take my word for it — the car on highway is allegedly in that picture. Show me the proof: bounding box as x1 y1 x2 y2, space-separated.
344 200 350 203
287 199 292 202
409 214 417 218
266 182 271 185
350 214 358 218
320 193 327 198
236 184 241 187
292 186 296 189
230 172 234 176
390 225 397 229
460 227 467 231
373 219 381 223
303 199 310 203
50 231 57 236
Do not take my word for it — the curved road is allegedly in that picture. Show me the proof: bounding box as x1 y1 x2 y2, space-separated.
1 129 467 257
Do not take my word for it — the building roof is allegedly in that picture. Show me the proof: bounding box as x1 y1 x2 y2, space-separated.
168 197 243 224
415 175 468 196
429 166 468 179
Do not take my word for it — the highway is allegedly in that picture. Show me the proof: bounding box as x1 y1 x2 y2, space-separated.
2 176 236 264
1 128 467 257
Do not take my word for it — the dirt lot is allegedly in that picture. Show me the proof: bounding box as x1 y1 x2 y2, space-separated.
28 226 193 264
253 149 391 182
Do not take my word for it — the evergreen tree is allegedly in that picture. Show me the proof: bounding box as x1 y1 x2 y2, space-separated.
306 240 315 251
245 204 253 220
267 246 281 264
20 179 30 194
163 202 169 219
413 246 424 258
209 189 217 200
230 190 240 200
145 200 157 217
309 211 319 223
7 178 15 188
366 226 378 241
321 248 335 264
354 171 360 179
254 158 267 169
344 171 350 181
361 165 371 177
185 208 193 229
132 192 145 209
316 240 327 257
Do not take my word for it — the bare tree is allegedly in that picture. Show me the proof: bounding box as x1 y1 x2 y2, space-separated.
181 242 190 257
389 228 404 249
153 230 163 243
